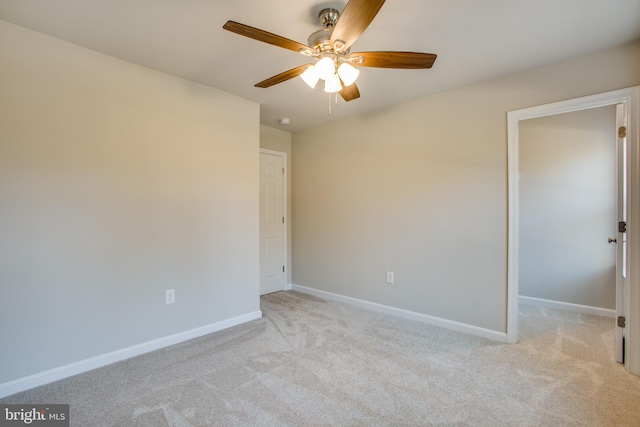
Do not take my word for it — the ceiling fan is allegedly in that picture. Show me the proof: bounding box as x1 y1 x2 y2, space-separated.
223 0 437 102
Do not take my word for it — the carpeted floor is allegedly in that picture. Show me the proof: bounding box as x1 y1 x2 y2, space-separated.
2 290 640 426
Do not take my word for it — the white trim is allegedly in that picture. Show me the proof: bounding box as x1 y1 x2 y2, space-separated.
259 148 288 293
284 283 293 291
519 295 616 318
0 310 262 399
259 148 286 156
292 284 508 343
507 87 640 375
627 87 640 374
615 102 627 363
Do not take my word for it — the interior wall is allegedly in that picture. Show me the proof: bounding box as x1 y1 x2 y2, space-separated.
260 125 292 285
519 107 617 308
0 20 260 384
292 40 640 334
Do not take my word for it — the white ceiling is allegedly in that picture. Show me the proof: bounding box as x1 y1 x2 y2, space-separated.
1 0 639 133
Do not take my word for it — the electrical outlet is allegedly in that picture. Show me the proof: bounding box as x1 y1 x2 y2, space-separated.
165 289 175 305
386 272 394 284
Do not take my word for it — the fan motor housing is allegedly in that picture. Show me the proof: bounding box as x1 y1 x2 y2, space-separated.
308 29 333 52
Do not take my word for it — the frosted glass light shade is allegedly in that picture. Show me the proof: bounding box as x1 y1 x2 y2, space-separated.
324 73 342 93
316 57 336 80
337 63 359 86
300 65 319 88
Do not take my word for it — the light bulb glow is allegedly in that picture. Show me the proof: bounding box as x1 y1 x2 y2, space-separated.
300 65 319 88
316 57 336 80
324 73 342 93
337 62 360 86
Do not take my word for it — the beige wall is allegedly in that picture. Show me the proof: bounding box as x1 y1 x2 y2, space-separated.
519 107 617 308
292 41 640 333
260 125 292 154
0 20 260 384
260 125 292 285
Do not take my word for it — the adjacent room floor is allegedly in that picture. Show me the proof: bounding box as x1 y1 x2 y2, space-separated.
2 291 640 426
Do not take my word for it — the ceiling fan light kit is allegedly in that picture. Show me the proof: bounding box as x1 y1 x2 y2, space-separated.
300 66 320 88
223 0 437 106
337 63 359 86
300 58 359 92
315 56 337 81
324 74 342 93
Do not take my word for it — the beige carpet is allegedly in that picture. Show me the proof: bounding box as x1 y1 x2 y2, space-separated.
2 290 640 426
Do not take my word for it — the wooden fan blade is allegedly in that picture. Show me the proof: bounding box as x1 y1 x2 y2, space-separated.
349 51 437 69
255 64 312 88
330 0 386 52
223 21 312 54
339 82 361 101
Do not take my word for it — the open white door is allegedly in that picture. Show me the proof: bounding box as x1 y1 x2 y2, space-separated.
507 87 639 371
615 103 628 363
259 151 286 295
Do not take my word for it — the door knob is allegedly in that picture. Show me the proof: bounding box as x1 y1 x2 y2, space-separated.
608 237 617 244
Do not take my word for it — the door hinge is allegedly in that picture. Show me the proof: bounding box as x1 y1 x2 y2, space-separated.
282 265 285 273
619 221 627 233
282 216 285 224
619 126 627 139
618 316 626 328
282 167 285 175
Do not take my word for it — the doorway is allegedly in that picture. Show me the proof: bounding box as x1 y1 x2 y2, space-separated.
259 149 288 295
506 86 640 373
518 106 617 315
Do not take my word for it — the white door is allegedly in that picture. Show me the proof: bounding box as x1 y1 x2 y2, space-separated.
615 103 628 363
260 151 286 295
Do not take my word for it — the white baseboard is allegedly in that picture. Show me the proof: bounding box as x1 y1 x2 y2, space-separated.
519 295 615 318
0 310 262 399
291 284 508 343
284 283 293 291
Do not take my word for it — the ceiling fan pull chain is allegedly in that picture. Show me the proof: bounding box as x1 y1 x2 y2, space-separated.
328 92 332 116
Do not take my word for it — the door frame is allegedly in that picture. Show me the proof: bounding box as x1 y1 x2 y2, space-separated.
259 148 288 293
506 86 640 374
